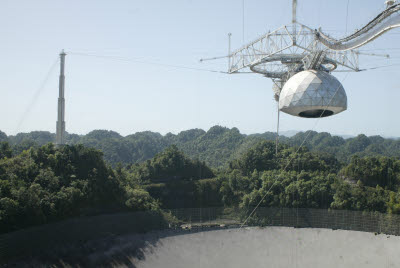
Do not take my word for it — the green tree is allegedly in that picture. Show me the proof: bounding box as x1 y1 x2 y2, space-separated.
0 142 12 159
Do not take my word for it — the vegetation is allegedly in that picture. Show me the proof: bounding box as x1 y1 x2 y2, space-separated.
217 141 400 214
2 126 400 236
3 126 400 169
128 145 214 183
0 144 159 234
135 140 400 220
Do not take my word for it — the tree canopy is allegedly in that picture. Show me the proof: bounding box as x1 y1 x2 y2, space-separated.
0 144 159 233
3 127 400 169
2 127 400 235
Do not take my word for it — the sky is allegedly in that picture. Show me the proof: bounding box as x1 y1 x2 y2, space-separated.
1 0 400 137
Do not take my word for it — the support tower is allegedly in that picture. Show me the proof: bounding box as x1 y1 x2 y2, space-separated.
56 50 66 146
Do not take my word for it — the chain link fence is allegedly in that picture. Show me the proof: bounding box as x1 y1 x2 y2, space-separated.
166 207 400 235
0 210 169 263
1 207 400 263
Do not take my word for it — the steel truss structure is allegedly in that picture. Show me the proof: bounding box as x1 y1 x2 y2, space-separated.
228 23 360 77
221 0 400 100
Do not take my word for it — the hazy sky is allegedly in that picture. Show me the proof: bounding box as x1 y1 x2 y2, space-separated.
1 0 400 137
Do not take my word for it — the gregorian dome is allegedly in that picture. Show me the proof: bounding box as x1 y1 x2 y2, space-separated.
278 70 347 118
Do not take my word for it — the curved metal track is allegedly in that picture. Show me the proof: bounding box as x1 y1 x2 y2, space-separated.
317 3 400 51
249 54 337 79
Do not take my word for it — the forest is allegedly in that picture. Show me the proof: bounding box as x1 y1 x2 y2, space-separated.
1 126 400 168
1 126 400 234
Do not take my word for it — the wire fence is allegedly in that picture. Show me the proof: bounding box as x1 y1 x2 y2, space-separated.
0 210 169 263
166 207 400 235
1 207 400 263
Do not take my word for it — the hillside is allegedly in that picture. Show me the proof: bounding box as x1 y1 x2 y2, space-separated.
1 126 400 168
3 139 400 235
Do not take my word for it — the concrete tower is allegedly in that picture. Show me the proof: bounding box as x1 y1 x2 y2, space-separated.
56 50 66 146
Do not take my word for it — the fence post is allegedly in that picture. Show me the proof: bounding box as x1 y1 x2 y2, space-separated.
342 210 345 230
200 207 202 227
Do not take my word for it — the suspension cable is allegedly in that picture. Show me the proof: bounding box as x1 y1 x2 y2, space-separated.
276 101 280 155
362 63 400 70
239 72 350 228
345 0 350 34
68 52 228 74
14 58 59 133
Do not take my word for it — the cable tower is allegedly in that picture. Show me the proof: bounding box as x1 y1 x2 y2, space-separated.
56 50 66 146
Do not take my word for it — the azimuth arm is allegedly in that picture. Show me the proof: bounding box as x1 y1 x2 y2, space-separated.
317 3 400 51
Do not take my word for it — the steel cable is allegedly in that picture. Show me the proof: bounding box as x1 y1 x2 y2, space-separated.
68 52 228 74
239 72 349 229
14 58 59 133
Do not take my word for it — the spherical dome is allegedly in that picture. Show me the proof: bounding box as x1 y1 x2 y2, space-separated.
279 70 347 118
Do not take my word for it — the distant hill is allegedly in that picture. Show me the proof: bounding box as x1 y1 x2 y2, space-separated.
279 130 299 137
2 126 400 168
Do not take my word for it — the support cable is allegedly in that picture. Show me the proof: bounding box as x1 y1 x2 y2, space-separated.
360 48 400 51
242 0 245 45
362 63 400 70
14 58 59 133
239 72 350 228
275 101 280 155
345 0 350 34
68 52 228 74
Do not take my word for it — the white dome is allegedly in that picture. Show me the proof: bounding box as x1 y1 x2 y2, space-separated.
279 70 347 118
